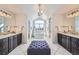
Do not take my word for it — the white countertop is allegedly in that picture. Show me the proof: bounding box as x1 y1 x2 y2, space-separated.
0 32 22 39
58 32 79 38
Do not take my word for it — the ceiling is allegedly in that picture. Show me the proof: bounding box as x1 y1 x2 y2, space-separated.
0 4 79 17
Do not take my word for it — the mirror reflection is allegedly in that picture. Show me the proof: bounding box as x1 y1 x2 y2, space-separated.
57 15 79 35
0 16 5 32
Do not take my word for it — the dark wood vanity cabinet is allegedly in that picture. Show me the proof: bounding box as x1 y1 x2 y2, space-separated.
58 33 79 55
0 33 22 55
58 33 62 45
62 35 67 48
0 38 8 55
17 33 22 45
67 37 71 52
71 37 79 55
58 34 71 52
13 35 17 49
8 36 14 53
62 35 71 52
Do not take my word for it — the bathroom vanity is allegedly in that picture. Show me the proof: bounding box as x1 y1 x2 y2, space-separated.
58 32 79 55
0 32 22 55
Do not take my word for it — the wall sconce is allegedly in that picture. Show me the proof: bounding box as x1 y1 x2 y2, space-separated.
0 10 12 18
67 9 79 18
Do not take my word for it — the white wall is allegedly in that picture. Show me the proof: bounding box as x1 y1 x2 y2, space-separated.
52 15 64 43
15 14 27 44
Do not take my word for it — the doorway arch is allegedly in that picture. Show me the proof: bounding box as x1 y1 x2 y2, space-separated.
32 17 46 39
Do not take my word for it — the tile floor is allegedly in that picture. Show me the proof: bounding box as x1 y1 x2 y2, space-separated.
8 39 72 55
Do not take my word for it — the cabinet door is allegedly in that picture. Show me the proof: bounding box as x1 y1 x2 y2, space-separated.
0 39 3 52
62 35 71 52
13 35 17 49
2 38 8 55
71 37 77 55
66 36 71 52
58 33 62 45
71 37 79 55
62 35 67 48
8 36 13 53
0 39 4 55
17 34 22 45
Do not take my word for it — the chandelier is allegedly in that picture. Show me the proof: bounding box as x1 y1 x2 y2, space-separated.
37 4 44 16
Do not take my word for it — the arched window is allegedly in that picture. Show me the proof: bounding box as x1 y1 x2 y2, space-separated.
34 20 44 30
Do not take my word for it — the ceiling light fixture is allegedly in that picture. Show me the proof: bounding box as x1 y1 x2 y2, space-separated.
38 4 44 16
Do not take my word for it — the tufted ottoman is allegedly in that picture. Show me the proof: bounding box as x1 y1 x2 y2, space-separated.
27 41 51 55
